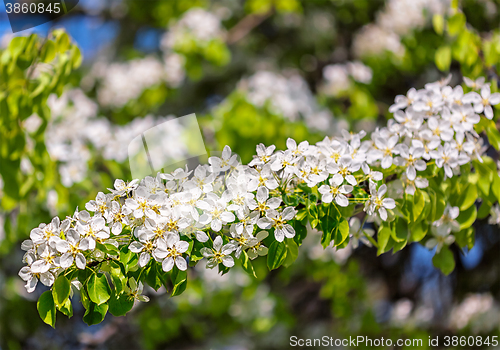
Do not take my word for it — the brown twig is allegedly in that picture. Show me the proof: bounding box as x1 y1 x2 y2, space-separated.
226 10 273 45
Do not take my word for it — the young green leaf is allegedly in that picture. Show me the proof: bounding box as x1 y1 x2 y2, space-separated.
83 302 108 326
283 238 299 268
52 275 71 307
145 262 163 291
240 250 257 278
432 247 455 275
410 220 428 242
109 293 134 317
37 291 56 328
432 14 444 35
458 184 477 211
334 218 349 247
56 298 73 318
170 269 187 297
377 226 392 256
267 241 287 270
457 205 477 230
435 46 451 71
87 273 111 305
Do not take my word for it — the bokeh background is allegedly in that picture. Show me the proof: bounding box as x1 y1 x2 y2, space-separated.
0 0 499 349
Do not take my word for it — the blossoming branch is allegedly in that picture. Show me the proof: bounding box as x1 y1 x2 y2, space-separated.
19 75 500 326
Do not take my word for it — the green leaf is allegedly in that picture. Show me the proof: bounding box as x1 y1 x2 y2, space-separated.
308 203 319 228
267 241 287 270
41 40 56 63
70 45 82 68
240 250 257 278
393 218 408 246
292 220 308 245
432 196 446 222
83 302 108 326
56 298 73 318
109 293 134 317
37 291 56 328
320 226 334 249
9 36 26 57
474 159 492 196
455 227 475 250
432 246 455 275
295 209 307 221
87 272 111 305
412 190 425 222
283 238 299 268
435 46 451 71
447 12 466 36
333 218 349 247
377 226 392 256
55 31 70 53
458 184 477 211
485 123 500 150
420 191 431 220
457 205 477 230
321 216 338 249
483 40 499 67
109 261 126 291
410 220 428 242
320 205 339 248
432 14 444 35
119 246 137 272
170 269 187 297
52 275 71 307
145 262 163 291
477 200 492 219
310 219 320 228
96 242 119 256
120 245 132 264
492 174 500 203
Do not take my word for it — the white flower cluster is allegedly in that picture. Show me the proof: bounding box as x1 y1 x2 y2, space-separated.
488 203 500 226
82 8 228 111
426 204 459 252
238 70 337 132
19 76 497 294
88 55 185 109
450 293 500 332
160 8 226 51
45 89 190 187
321 61 373 96
353 0 448 58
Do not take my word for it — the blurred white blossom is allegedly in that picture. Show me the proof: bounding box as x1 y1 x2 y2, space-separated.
353 0 449 58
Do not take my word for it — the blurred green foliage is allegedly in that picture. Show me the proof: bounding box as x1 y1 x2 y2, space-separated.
0 30 80 251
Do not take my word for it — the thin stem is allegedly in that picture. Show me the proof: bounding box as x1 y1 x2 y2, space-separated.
136 266 145 283
348 197 369 202
356 215 369 236
364 231 379 249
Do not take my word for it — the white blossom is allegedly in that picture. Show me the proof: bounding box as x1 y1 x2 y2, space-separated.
155 233 189 272
201 236 236 268
365 182 396 221
318 174 353 207
257 207 297 242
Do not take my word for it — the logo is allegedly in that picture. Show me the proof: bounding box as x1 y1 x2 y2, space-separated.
128 114 209 180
